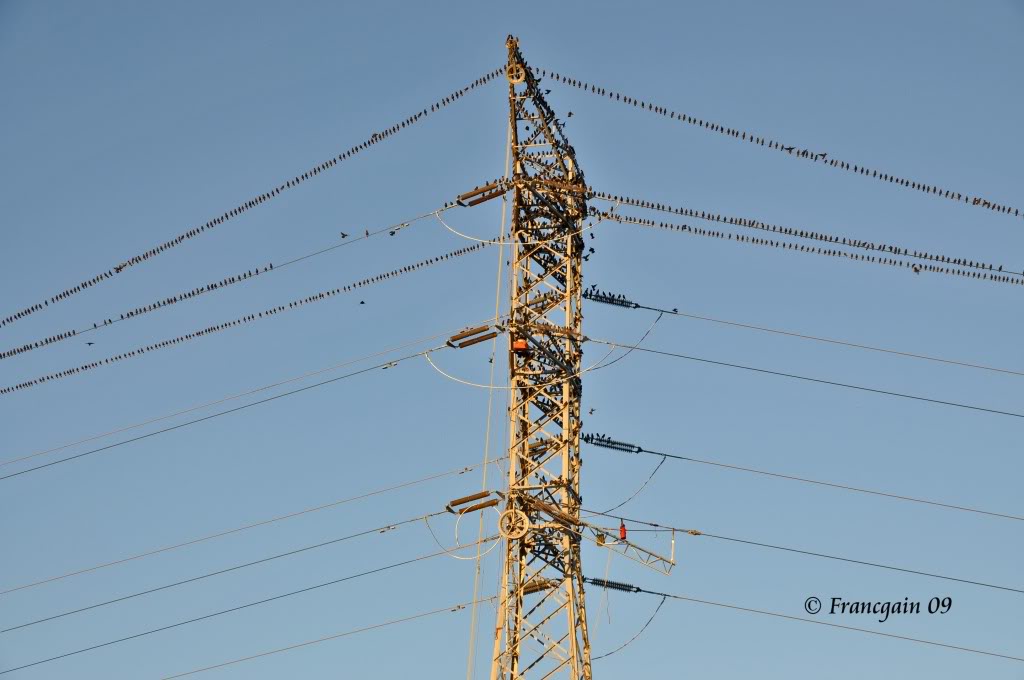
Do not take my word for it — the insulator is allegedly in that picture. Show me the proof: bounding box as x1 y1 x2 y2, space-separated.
448 490 491 509
458 331 499 348
582 289 637 308
459 498 500 515
448 325 491 343
457 181 502 202
587 577 639 593
582 433 641 454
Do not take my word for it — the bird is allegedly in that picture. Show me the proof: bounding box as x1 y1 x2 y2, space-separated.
340 232 349 239
360 300 366 305
86 342 95 346
589 233 594 240
365 229 370 237
782 145 795 153
912 264 922 274
588 408 595 415
567 111 574 118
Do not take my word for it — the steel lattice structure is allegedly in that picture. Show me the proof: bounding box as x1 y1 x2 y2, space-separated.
489 36 593 680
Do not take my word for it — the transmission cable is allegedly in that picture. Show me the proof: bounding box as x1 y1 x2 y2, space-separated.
2 242 489 396
583 287 1024 379
0 346 446 482
2 511 446 634
586 579 1024 664
535 67 1022 221
591 191 1022 280
0 66 505 330
2 318 496 471
583 433 1024 522
584 509 1023 595
0 205 454 361
0 540 495 676
161 597 496 679
587 338 1024 420
600 210 1022 288
592 595 667 661
1 457 505 595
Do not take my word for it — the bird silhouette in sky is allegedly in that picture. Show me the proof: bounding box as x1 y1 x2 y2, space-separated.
360 300 365 305
86 342 94 346
588 408 595 415
340 232 349 239
365 229 370 237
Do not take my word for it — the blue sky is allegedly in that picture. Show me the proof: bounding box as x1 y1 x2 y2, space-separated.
1 1 1022 678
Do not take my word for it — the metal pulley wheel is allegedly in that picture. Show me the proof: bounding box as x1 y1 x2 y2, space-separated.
506 63 526 84
498 508 530 540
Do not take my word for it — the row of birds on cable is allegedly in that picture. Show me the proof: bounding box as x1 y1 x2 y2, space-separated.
534 67 1021 220
0 264 275 361
0 67 505 332
600 211 1024 287
593 192 1019 277
6 200 461 362
1 243 488 396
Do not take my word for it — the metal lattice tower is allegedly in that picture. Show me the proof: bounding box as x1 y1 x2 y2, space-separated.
489 36 592 680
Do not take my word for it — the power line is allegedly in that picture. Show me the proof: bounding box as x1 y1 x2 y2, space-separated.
599 210 1022 288
1 242 489 396
535 67 1023 221
588 338 1024 420
584 509 1023 595
698 533 1024 595
586 578 1024 664
583 287 1024 378
1 511 446 634
583 433 1024 522
591 594 666 661
591 191 1022 280
0 347 443 482
0 205 456 361
161 598 494 679
2 320 487 471
0 541 494 676
1 457 504 595
0 66 505 331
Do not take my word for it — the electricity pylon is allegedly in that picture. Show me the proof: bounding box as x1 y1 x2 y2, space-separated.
489 36 592 679
463 36 675 679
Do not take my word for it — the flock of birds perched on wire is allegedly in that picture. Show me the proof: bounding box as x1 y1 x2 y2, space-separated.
591 191 1021 281
534 67 1024 220
0 263 276 361
4 57 1020 394
0 243 487 395
0 66 506 331
598 209 1023 286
